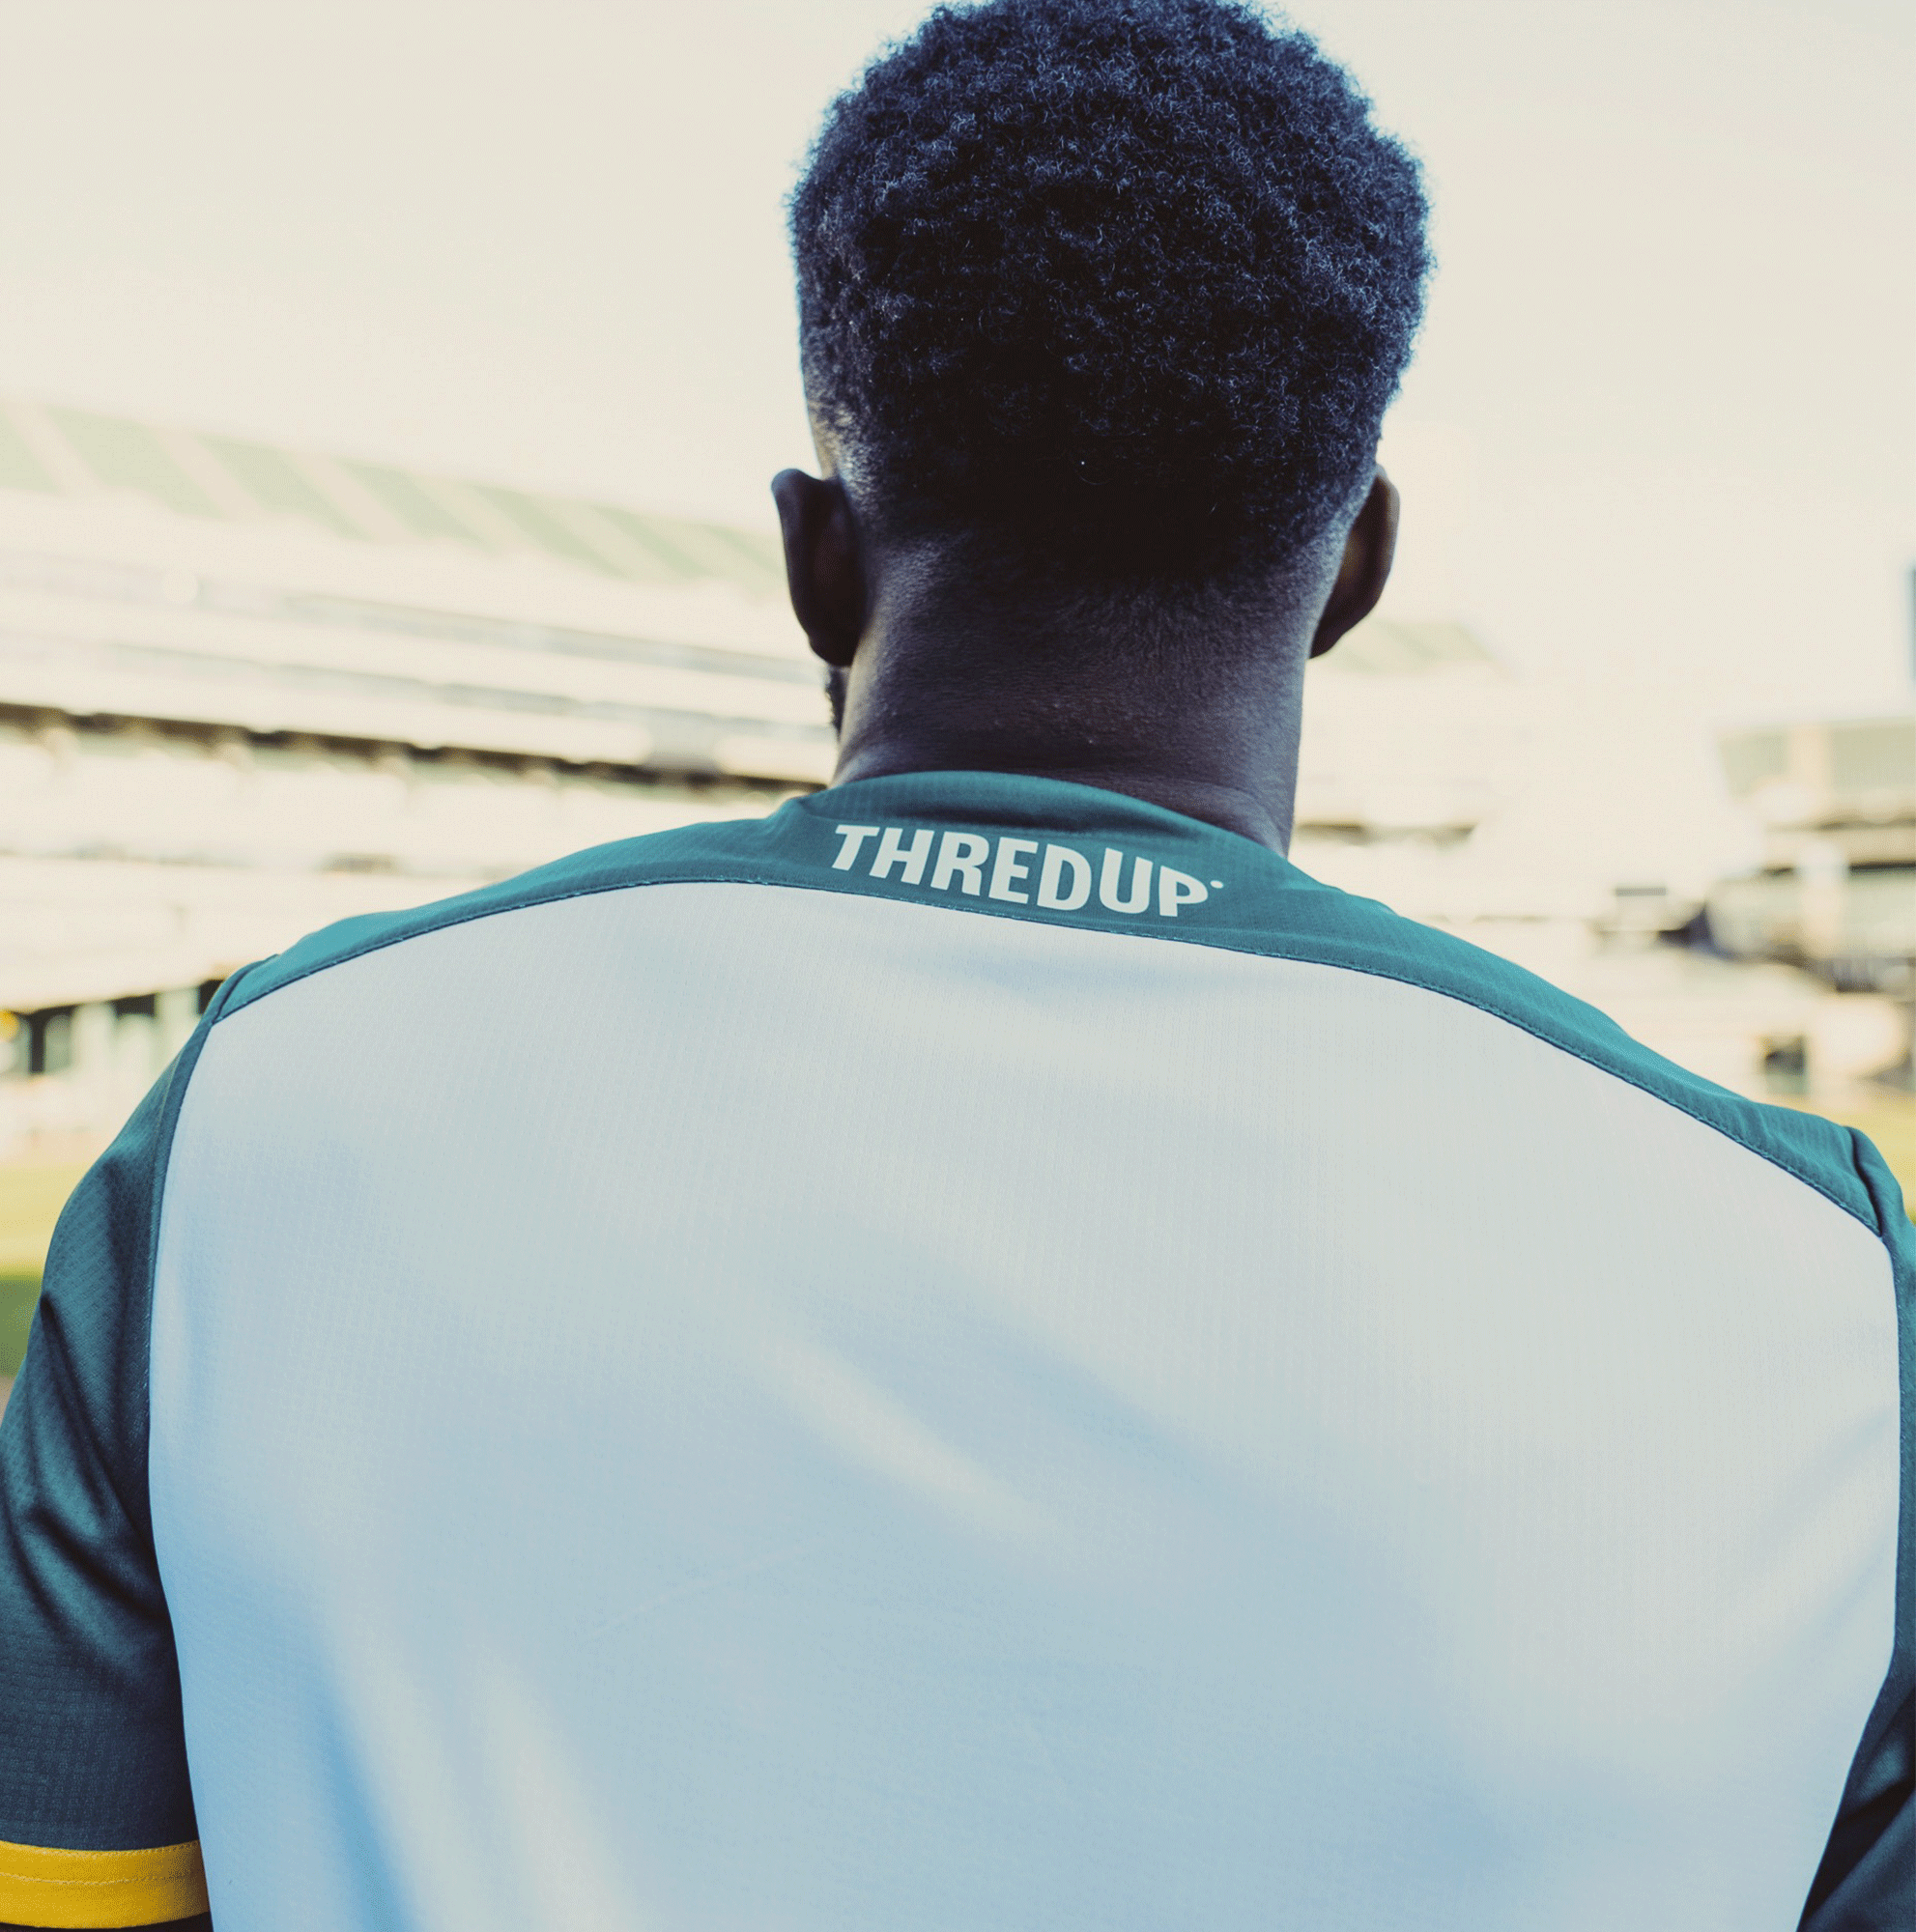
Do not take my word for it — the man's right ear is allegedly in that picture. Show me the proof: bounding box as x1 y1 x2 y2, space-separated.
771 469 868 669
1307 468 1398 661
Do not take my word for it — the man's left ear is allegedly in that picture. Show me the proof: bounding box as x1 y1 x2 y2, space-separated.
771 469 869 669
1308 469 1399 660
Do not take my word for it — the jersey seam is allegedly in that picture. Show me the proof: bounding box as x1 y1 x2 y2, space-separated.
1845 1126 1891 1245
137 963 258 1553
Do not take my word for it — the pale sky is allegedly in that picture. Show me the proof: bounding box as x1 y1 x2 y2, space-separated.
0 0 1909 718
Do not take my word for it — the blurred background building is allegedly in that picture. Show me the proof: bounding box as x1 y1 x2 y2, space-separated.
1293 643 1915 1111
0 396 830 1155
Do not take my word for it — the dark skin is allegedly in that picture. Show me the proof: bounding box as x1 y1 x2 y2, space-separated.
770 459 1398 853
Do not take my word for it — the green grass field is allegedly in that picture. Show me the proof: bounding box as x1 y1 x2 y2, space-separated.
0 1164 87 1378
1 1098 1912 1380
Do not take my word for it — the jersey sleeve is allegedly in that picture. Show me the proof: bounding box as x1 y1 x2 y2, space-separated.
0 1053 212 1929
1798 1128 1914 1932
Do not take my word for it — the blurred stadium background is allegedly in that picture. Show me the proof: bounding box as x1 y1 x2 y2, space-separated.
1 395 1910 1399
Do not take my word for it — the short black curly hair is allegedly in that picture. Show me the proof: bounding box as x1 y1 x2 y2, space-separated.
792 0 1429 586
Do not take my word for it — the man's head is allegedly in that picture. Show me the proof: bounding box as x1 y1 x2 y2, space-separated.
790 0 1425 589
777 0 1431 844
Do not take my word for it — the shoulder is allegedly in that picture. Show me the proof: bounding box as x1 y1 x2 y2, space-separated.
1236 872 1880 1236
217 812 788 1022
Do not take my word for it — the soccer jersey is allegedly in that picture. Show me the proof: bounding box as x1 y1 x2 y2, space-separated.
0 769 1908 1932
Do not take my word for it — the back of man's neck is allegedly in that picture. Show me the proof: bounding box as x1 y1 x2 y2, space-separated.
826 631 1309 853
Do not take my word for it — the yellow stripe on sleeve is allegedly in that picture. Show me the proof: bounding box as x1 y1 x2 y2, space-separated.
0 1837 207 1928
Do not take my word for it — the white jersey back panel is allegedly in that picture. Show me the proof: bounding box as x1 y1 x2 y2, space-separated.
146 778 1903 1932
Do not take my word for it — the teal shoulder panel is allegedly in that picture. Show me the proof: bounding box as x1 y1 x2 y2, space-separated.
0 965 253 1855
1799 1137 1913 1930
223 768 1872 1232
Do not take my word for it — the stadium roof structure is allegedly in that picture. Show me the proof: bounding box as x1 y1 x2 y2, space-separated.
0 399 788 598
0 396 834 785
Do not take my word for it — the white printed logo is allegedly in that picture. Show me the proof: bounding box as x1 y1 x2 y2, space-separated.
830 824 1214 919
